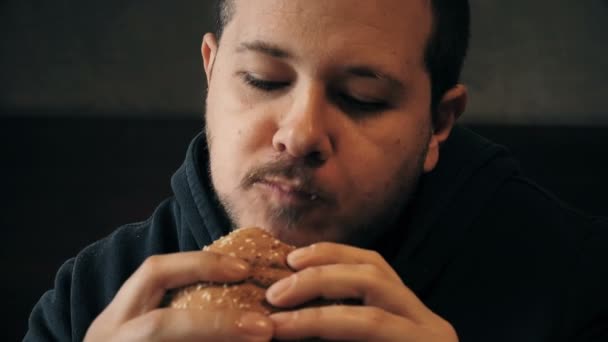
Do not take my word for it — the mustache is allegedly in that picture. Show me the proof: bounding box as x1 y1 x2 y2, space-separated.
240 158 334 203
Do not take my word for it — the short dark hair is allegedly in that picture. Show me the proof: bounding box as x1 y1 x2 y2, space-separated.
214 0 470 116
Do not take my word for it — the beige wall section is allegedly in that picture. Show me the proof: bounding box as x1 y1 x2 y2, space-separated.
1 0 607 124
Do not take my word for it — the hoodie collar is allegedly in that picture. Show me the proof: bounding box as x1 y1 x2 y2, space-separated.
389 125 521 296
171 132 231 250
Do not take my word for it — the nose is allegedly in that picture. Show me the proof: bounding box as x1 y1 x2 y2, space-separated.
272 85 334 165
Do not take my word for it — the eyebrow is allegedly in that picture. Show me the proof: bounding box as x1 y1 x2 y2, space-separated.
236 40 293 59
346 66 405 93
235 41 405 93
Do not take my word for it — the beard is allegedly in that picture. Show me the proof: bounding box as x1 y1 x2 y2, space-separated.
206 126 430 247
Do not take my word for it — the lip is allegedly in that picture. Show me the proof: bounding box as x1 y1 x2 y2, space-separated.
256 179 319 204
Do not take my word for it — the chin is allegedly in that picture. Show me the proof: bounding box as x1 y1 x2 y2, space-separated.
230 198 342 246
266 226 316 247
254 220 339 247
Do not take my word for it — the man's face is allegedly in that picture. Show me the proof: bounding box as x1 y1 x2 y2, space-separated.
203 0 442 247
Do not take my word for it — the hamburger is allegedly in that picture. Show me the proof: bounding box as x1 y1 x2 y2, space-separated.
167 227 298 314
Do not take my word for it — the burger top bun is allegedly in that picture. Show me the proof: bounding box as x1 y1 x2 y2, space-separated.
167 227 297 314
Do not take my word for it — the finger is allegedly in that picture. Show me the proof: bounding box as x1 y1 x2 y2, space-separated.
108 251 251 322
270 305 415 341
266 264 431 321
287 243 401 283
116 308 273 342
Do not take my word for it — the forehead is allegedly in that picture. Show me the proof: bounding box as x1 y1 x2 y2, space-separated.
224 0 433 72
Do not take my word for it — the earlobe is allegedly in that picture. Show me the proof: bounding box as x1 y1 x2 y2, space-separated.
423 140 440 173
423 84 468 173
439 84 468 123
202 33 219 82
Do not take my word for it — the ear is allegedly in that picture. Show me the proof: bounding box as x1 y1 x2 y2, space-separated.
423 84 468 173
201 33 219 83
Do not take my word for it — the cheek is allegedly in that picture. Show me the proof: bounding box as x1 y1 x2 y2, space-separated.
206 67 290 194
207 111 277 194
336 119 426 200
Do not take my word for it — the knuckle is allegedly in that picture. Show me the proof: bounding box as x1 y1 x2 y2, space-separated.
201 251 239 275
84 316 112 342
141 255 162 270
202 250 227 266
360 263 384 280
135 311 166 339
366 250 384 263
304 306 325 321
198 250 218 268
436 318 459 340
365 306 387 325
355 307 388 339
332 304 353 317
139 255 163 279
301 265 325 279
197 252 223 274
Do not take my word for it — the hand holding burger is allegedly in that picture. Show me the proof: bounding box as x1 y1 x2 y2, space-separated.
166 227 300 314
84 227 338 342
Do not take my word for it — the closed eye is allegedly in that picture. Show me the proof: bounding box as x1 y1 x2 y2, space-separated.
335 93 391 114
241 73 289 91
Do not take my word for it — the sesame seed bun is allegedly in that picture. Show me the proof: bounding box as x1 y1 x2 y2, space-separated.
167 227 297 314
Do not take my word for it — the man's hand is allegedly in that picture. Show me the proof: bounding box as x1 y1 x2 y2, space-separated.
84 251 273 342
266 243 458 341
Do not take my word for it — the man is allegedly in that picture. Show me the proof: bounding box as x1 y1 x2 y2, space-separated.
26 0 608 341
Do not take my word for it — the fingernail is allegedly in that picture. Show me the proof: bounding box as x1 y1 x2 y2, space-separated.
226 260 249 276
287 247 308 265
267 275 293 301
237 312 272 337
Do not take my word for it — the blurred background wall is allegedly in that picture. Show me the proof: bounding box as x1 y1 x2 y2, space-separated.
1 0 607 340
1 0 607 123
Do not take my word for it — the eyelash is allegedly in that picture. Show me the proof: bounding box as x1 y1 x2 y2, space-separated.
335 93 390 113
240 73 390 113
242 73 288 91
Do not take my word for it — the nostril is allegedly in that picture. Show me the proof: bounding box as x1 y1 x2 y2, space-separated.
304 151 326 168
310 151 324 161
274 141 287 152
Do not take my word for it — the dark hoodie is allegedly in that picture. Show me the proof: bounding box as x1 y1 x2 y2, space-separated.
24 125 608 341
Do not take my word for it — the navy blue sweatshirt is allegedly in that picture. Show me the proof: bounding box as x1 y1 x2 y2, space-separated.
25 126 608 341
